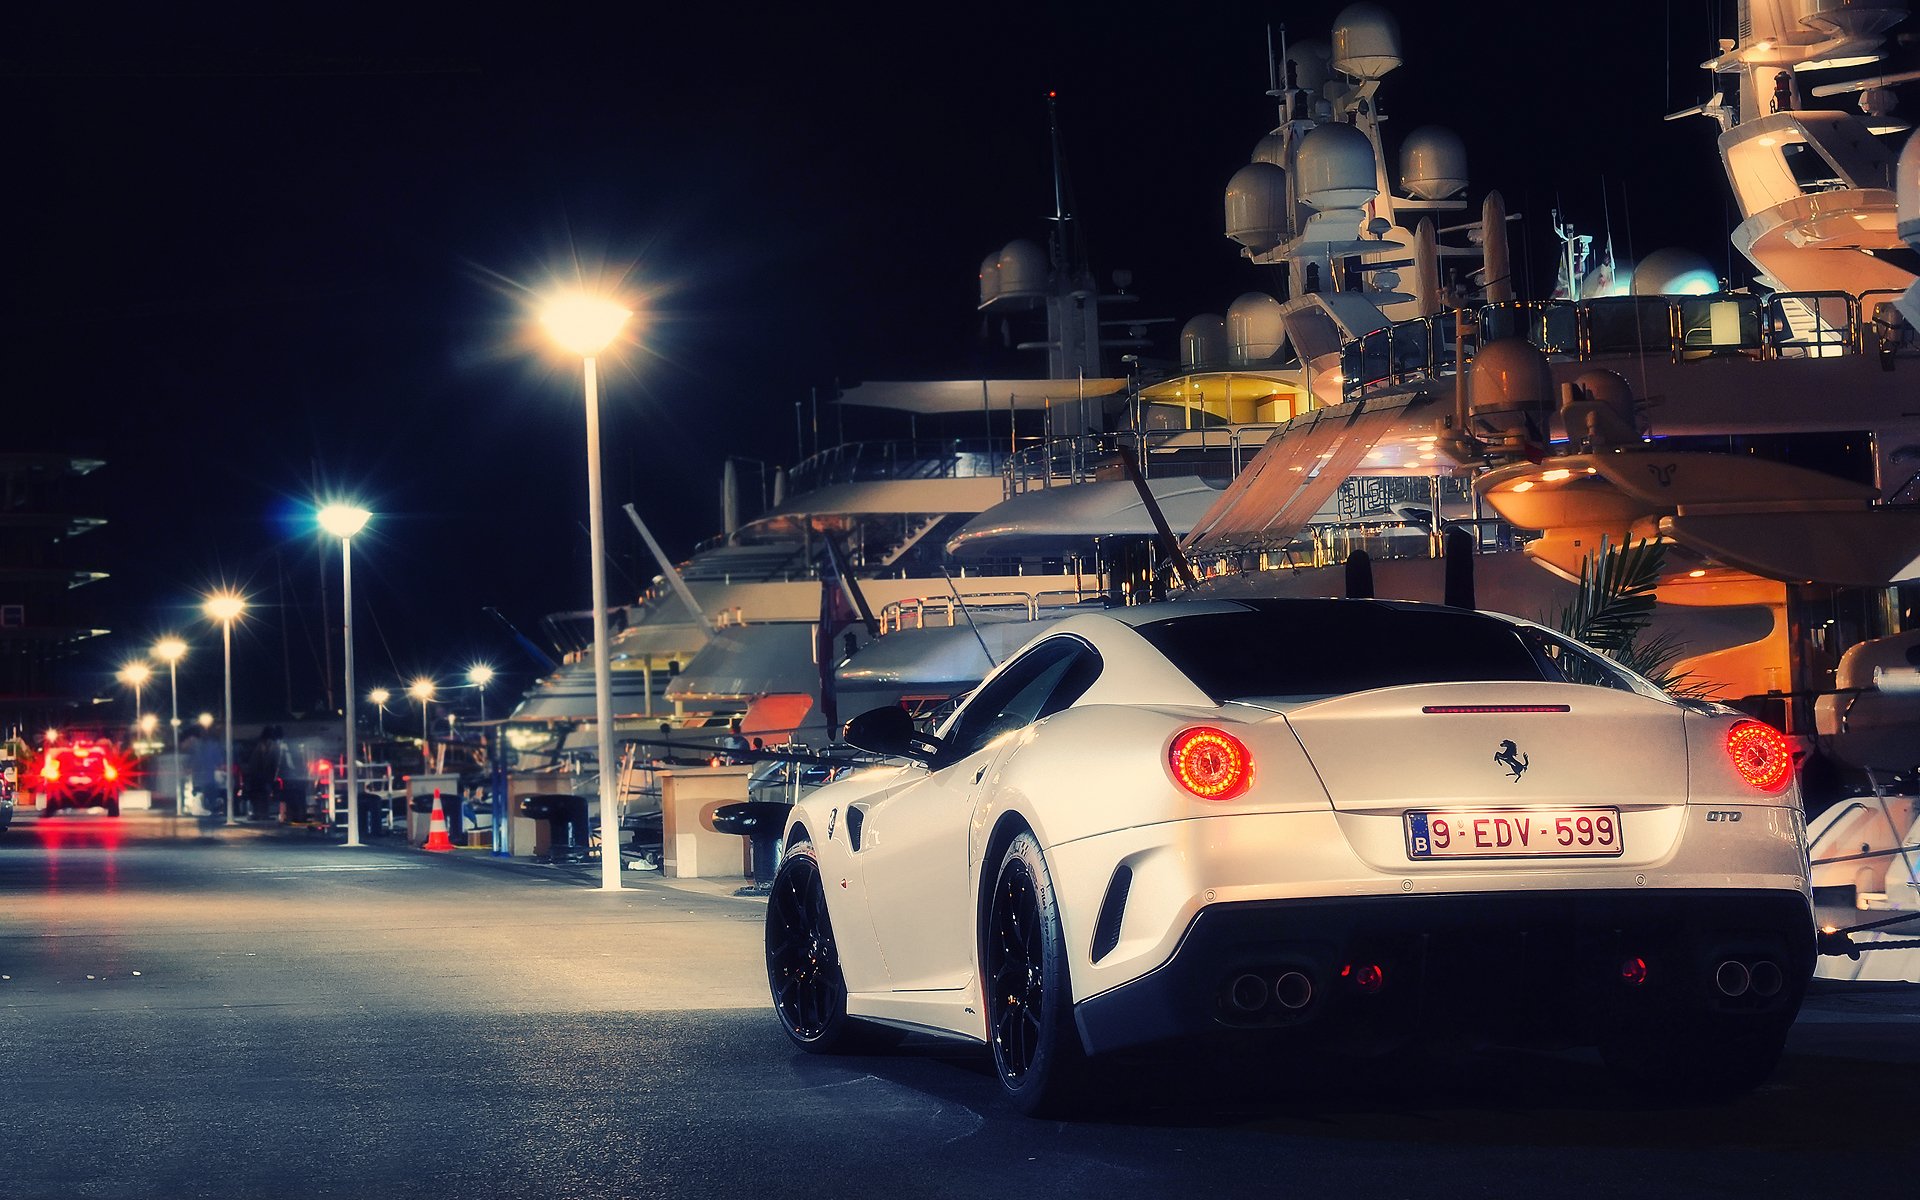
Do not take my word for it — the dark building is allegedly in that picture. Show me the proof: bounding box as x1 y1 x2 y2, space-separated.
0 453 108 730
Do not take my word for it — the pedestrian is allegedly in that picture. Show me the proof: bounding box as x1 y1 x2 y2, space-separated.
190 725 226 818
243 726 293 821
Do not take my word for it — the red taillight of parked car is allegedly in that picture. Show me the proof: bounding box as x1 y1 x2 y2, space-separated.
1168 727 1252 801
1725 720 1793 793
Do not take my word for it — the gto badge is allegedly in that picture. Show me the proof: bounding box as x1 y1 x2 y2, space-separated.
1706 810 1743 823
1494 739 1530 782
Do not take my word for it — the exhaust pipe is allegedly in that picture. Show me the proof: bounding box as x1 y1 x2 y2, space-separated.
1714 959 1751 997
1274 970 1314 1010
1227 973 1269 1013
1748 959 1784 998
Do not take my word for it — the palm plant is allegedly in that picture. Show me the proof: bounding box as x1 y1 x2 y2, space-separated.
1554 537 1718 700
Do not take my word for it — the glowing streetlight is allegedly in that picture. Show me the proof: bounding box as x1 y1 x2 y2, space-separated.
467 664 495 723
319 502 372 847
203 591 247 823
540 287 634 893
408 678 436 771
369 687 391 735
153 636 187 811
197 712 214 730
117 660 152 738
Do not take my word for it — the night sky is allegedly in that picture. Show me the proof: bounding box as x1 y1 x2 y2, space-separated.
9 0 1901 722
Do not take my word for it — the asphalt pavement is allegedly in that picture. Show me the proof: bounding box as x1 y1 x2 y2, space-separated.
2 811 1916 1200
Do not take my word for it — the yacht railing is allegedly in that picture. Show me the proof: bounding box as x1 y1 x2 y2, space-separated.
877 584 1105 634
1338 291 1917 402
784 438 1036 497
1004 426 1284 496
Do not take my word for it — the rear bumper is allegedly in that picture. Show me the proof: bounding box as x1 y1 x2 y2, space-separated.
1071 889 1815 1056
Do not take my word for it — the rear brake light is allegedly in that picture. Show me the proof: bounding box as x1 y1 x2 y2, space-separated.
1422 705 1570 714
1725 720 1792 792
1168 727 1252 801
104 764 119 781
41 760 59 782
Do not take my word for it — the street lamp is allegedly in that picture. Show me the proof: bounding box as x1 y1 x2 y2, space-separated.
117 661 152 740
467 664 495 723
369 687 390 735
408 678 435 772
203 591 247 823
153 636 187 812
540 288 633 893
319 502 372 847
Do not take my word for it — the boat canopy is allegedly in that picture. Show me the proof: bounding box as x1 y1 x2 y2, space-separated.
945 478 1225 558
839 378 1127 415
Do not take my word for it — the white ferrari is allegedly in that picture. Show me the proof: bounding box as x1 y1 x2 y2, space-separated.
763 598 1815 1114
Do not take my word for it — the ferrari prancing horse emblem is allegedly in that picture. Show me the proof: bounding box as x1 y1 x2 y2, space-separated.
1494 739 1529 782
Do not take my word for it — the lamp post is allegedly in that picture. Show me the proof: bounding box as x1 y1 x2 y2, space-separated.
541 289 633 893
319 503 372 847
467 664 495 723
117 661 152 742
408 679 435 772
153 637 187 812
203 592 246 823
370 687 390 736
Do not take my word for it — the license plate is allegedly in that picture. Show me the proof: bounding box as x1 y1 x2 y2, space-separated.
1406 807 1623 859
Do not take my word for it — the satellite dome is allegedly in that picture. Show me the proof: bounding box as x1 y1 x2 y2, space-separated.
1898 132 1919 249
1330 2 1403 80
1295 122 1377 211
1630 247 1718 296
1180 314 1228 368
979 251 1002 307
995 239 1048 301
1227 293 1288 365
1286 38 1332 94
1225 161 1290 251
1398 127 1468 200
1468 338 1554 416
1251 132 1287 167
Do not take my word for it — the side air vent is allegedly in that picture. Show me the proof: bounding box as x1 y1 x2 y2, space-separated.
1090 865 1133 962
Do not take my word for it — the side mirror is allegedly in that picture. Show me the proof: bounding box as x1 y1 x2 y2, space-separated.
842 706 941 764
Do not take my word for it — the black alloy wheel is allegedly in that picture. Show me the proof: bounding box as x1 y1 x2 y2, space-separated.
984 831 1085 1116
765 842 861 1053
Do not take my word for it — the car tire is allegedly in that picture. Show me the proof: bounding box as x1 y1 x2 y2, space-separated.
983 830 1088 1117
765 840 883 1054
1601 1016 1791 1097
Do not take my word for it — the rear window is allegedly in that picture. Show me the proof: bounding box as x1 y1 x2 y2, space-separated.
1134 602 1548 701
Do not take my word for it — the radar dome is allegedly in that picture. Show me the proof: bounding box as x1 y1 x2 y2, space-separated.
995 239 1048 301
1251 132 1286 167
1898 131 1919 248
1180 314 1228 368
1331 3 1403 80
1227 293 1288 365
1225 162 1290 251
1286 38 1332 94
979 251 1002 307
1630 247 1718 296
1468 338 1554 417
1295 122 1377 211
1398 127 1467 200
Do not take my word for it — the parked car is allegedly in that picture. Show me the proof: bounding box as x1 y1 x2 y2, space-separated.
762 598 1815 1115
38 734 130 816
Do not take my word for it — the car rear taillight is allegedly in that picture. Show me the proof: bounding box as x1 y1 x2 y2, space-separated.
1725 720 1793 793
1168 727 1252 800
41 759 59 782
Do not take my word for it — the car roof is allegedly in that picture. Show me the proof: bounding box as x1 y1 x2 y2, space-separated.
1100 596 1498 630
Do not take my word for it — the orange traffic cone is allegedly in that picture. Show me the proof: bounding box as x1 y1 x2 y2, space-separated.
423 788 454 853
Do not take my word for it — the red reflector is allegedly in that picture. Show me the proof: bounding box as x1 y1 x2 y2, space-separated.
1168 727 1252 801
1620 956 1648 986
1353 964 1385 993
1421 705 1571 714
1725 720 1793 793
